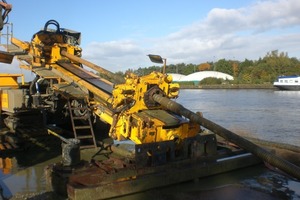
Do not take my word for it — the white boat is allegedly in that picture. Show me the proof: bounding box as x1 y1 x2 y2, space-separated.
273 75 300 90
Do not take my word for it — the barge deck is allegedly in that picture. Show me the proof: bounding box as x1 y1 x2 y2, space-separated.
46 131 262 200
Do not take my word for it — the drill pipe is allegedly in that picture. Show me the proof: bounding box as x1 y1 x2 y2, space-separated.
60 50 125 84
152 93 300 180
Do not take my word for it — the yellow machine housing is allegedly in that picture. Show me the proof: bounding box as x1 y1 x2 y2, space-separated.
110 72 200 143
0 74 24 88
12 20 82 68
3 20 200 147
0 74 25 113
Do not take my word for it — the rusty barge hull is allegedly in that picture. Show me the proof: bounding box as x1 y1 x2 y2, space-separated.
67 154 260 200
48 133 261 200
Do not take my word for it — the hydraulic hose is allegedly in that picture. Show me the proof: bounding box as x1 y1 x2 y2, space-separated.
29 75 39 95
152 93 300 180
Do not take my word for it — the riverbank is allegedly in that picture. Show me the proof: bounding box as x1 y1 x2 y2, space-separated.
179 84 275 89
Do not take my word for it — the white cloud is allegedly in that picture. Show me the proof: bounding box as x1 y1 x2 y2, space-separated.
158 0 300 61
81 0 300 72
82 40 148 72
248 0 300 31
2 0 299 75
84 40 142 58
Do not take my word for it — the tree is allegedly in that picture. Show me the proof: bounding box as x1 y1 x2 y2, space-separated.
200 77 222 85
117 50 300 85
214 59 233 75
198 63 211 71
251 63 274 83
232 62 239 77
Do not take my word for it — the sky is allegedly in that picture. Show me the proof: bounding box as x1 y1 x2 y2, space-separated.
0 0 300 80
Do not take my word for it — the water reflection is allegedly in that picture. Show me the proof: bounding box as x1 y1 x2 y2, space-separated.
0 129 61 198
242 169 300 199
274 90 300 96
0 158 14 175
0 154 61 198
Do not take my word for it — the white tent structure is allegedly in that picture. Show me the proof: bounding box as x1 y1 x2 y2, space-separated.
169 71 233 82
168 73 186 82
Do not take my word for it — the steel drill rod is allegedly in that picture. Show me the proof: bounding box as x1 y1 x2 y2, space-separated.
60 50 125 84
152 93 300 180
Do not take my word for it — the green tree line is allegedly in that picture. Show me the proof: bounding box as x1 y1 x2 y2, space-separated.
115 50 300 84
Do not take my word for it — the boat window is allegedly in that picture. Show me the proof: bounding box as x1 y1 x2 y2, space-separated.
285 80 288 83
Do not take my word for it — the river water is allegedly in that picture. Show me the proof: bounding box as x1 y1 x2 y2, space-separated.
176 89 300 146
0 89 300 199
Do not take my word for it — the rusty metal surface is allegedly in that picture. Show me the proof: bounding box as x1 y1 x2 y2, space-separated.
0 50 13 64
47 133 261 200
62 152 260 200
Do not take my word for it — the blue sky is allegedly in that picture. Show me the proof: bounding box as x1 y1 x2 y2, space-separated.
10 1 249 43
1 0 300 78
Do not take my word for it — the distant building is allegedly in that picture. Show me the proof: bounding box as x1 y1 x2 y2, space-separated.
169 71 234 84
168 73 186 81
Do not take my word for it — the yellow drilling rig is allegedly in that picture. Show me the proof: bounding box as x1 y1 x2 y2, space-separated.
1 20 200 148
1 20 300 199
